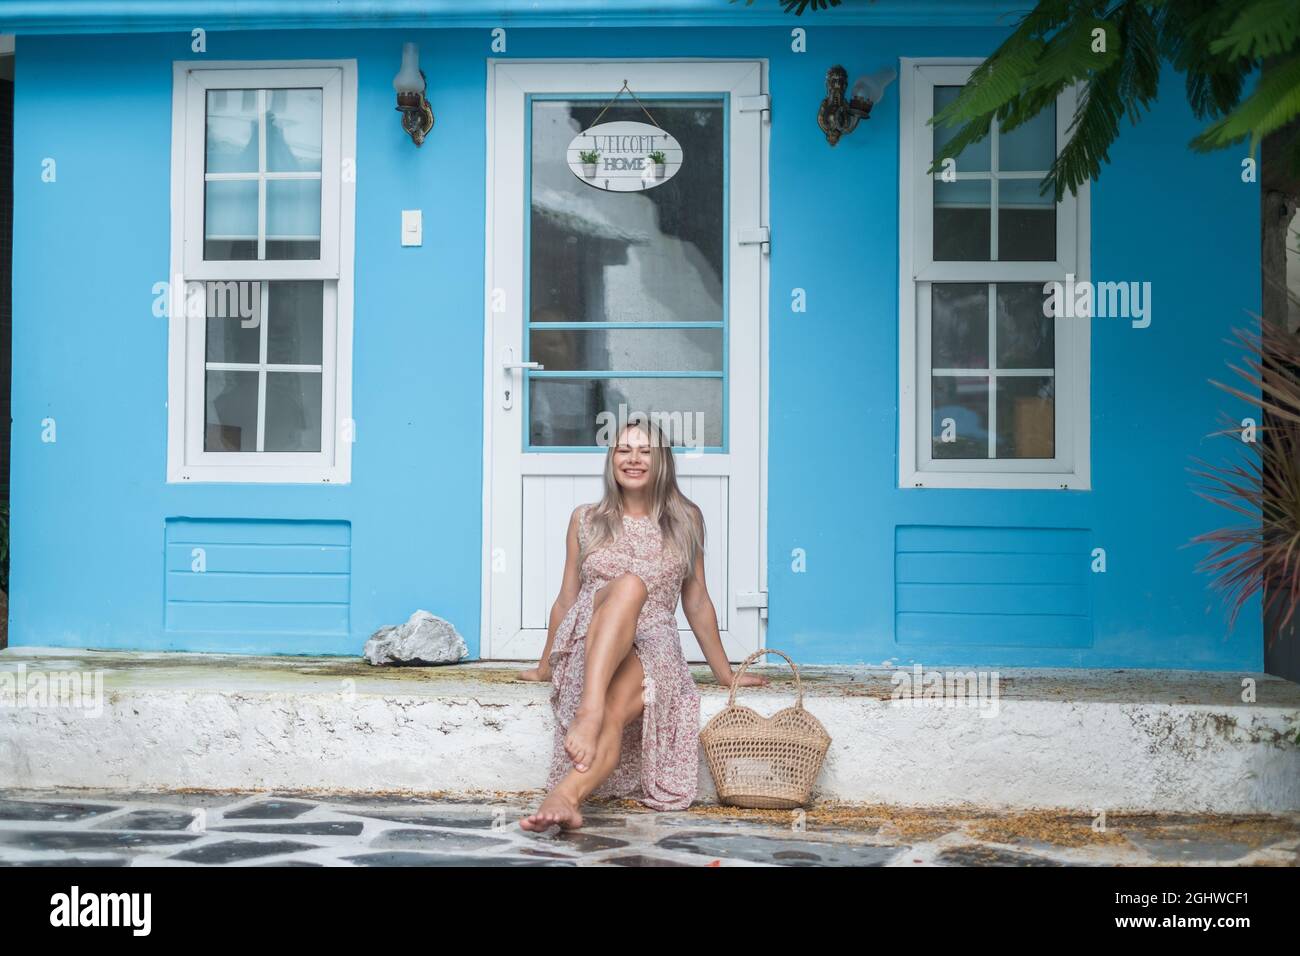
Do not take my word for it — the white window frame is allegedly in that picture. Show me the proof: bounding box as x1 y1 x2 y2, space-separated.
167 60 356 483
898 58 1090 490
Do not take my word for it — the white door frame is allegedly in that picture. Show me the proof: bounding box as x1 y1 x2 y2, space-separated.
480 57 770 660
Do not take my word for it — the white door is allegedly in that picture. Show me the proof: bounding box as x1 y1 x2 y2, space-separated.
483 60 767 662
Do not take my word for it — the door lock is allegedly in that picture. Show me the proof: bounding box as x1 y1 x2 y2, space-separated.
501 347 544 410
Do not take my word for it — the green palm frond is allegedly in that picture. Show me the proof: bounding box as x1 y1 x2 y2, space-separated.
1032 15 1121 90
929 1 1142 200
1115 0 1161 122
779 0 842 12
741 0 1300 191
933 40 1049 126
1163 0 1253 119
1046 68 1127 199
1191 52 1300 155
1211 0 1300 59
729 0 845 13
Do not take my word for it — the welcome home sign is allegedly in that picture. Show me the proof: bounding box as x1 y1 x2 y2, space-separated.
566 120 683 192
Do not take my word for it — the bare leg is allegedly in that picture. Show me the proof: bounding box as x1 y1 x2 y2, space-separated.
520 645 646 831
563 573 647 772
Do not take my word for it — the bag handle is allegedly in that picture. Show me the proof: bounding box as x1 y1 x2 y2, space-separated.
726 648 804 710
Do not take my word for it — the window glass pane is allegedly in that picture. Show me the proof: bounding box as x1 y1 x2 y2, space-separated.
205 370 259 451
265 372 323 452
205 89 259 174
996 376 1054 458
266 179 322 259
932 86 990 172
998 179 1055 261
529 377 722 447
530 328 722 372
266 281 324 366
934 179 990 260
932 376 989 459
204 180 258 260
266 88 323 172
205 281 261 363
202 85 324 263
999 103 1055 172
528 98 724 324
932 283 988 369
996 283 1054 369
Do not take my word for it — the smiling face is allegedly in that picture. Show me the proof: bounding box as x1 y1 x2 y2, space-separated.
612 425 654 493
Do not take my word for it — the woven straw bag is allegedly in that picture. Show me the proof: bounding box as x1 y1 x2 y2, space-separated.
700 648 831 809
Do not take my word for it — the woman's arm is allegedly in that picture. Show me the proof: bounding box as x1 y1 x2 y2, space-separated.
518 506 584 681
680 506 768 688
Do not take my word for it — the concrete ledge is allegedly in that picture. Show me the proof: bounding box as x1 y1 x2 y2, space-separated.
2 648 1298 813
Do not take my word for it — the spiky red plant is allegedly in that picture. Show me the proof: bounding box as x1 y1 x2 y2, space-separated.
1190 317 1300 643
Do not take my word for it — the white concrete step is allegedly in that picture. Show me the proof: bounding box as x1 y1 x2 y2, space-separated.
1 648 1297 813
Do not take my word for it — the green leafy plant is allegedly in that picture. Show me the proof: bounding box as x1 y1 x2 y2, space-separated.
733 0 846 14
1190 317 1300 639
579 149 600 164
924 0 1300 202
648 150 667 164
740 0 1300 201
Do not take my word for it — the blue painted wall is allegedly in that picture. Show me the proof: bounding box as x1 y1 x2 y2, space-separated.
7 23 1263 668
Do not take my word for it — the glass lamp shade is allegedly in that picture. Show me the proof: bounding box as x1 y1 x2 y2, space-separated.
393 42 424 94
853 66 897 105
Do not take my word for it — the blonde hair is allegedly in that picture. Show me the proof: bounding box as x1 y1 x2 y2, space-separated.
578 419 703 580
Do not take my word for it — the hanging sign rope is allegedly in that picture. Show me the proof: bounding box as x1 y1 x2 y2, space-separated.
566 80 684 192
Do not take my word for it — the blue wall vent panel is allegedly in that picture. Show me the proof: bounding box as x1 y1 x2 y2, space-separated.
894 525 1093 648
164 518 351 638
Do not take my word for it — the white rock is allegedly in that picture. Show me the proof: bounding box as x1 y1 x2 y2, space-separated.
363 610 468 665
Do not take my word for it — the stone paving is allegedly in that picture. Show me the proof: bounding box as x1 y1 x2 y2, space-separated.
0 788 1296 866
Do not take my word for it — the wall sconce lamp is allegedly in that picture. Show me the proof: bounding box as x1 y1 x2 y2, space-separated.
393 41 434 146
817 64 896 146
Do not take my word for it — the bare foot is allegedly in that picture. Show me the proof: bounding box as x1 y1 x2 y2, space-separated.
519 790 584 831
517 665 552 682
564 705 603 772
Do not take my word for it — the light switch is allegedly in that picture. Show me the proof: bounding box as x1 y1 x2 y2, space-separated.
401 209 422 246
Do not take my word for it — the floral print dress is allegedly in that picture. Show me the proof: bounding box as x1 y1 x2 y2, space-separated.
546 503 702 811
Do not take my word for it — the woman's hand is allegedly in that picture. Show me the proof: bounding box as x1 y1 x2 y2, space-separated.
517 664 552 682
718 670 769 689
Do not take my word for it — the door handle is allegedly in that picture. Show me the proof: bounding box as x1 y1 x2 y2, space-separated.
501 347 544 410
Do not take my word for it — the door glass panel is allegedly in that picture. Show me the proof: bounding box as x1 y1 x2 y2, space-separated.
530 328 722 372
529 377 722 448
526 96 725 448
